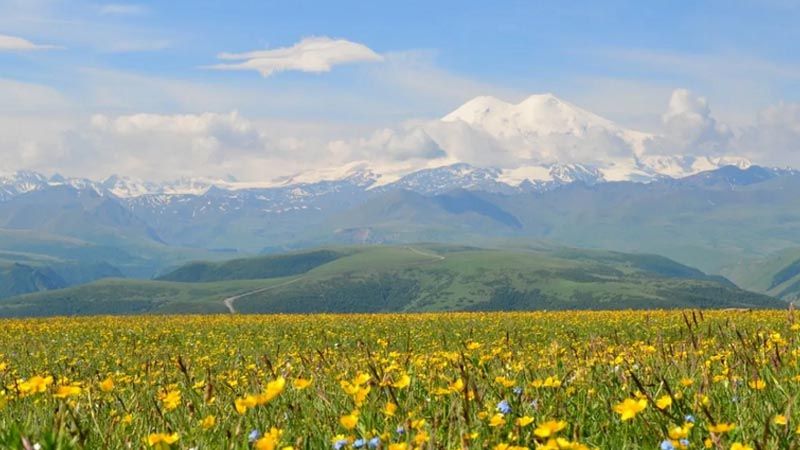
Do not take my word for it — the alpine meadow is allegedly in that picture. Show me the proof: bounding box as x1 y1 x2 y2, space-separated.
2 1 800 449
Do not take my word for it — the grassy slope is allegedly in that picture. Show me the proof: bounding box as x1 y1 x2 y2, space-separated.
1 245 783 317
728 248 800 300
233 246 780 313
0 263 67 299
0 278 293 317
157 249 348 282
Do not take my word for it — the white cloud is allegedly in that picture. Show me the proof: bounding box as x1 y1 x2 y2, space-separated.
209 36 384 77
646 89 733 155
0 33 58 51
88 110 267 158
328 127 446 162
3 111 274 181
0 78 69 113
736 102 800 167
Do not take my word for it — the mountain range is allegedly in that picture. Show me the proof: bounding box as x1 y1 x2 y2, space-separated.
1 93 799 308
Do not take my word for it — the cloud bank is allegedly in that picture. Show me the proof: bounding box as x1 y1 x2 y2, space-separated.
3 85 800 181
209 37 384 77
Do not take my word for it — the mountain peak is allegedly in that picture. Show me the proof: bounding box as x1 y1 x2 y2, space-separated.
441 96 510 122
442 93 635 147
519 92 561 104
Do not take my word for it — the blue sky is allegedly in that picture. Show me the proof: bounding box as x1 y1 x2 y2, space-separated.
1 0 799 180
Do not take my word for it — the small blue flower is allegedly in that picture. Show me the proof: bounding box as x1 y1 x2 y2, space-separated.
513 386 523 396
248 430 261 443
684 414 696 423
679 439 689 447
497 399 512 414
368 437 381 449
396 425 405 435
353 439 366 448
660 440 675 450
333 439 349 450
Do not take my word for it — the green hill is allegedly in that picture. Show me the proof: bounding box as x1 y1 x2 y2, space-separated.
157 249 346 282
1 245 784 317
0 263 67 299
728 248 800 301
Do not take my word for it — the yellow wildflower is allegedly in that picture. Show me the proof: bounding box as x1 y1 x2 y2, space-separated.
656 395 672 410
488 413 506 427
613 398 647 421
54 384 81 399
340 411 359 429
516 415 534 427
708 423 736 433
146 433 179 448
99 377 114 393
534 419 567 438
292 378 312 390
200 415 216 430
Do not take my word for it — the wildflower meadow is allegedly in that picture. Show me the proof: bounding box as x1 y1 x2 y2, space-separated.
1 310 798 449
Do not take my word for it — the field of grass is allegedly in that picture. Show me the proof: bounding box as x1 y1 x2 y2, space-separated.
1 245 783 317
1 310 799 449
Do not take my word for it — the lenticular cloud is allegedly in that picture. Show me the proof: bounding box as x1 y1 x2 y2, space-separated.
209 37 383 77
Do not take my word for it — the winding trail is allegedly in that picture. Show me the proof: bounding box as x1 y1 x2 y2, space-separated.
405 246 446 261
222 277 305 313
223 248 442 313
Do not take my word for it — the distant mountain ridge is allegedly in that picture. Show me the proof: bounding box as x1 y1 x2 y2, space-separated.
1 164 799 276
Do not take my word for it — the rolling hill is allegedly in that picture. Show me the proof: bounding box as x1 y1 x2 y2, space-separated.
727 248 800 301
0 245 783 317
0 263 67 299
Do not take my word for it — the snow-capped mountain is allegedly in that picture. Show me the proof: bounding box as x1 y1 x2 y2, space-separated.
442 93 651 151
435 94 752 185
0 171 50 201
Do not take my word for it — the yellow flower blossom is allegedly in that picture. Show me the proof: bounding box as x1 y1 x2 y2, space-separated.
613 398 647 421
99 377 114 393
392 373 411 389
534 419 567 438
200 415 216 430
488 413 506 427
656 395 672 410
708 423 736 433
340 411 359 429
292 378 312 390
516 415 534 427
146 433 179 448
54 384 81 398
730 444 753 450
19 375 53 394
